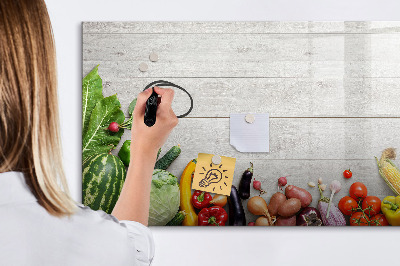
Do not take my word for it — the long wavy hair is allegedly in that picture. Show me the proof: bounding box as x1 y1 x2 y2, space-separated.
0 0 76 216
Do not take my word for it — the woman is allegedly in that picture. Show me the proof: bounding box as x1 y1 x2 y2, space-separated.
0 0 178 265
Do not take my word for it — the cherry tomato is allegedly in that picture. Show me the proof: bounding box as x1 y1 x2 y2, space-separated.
349 182 368 201
362 196 381 217
350 212 370 226
338 196 358 216
370 213 389 226
343 169 352 179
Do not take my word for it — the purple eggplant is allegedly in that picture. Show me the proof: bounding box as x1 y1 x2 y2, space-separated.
228 185 246 226
317 184 346 226
238 163 253 200
296 207 322 226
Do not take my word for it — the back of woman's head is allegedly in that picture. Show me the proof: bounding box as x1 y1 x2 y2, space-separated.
0 0 75 216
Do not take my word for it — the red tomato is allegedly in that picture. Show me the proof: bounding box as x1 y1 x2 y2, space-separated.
349 182 368 201
350 212 370 226
338 196 358 216
362 196 381 217
343 169 353 179
370 213 389 226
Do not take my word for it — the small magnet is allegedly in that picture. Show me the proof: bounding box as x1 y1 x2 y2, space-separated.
149 52 159 62
211 155 222 165
139 62 148 72
245 114 255 124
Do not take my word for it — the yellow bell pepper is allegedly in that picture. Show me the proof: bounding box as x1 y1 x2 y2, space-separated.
180 159 198 226
381 196 400 226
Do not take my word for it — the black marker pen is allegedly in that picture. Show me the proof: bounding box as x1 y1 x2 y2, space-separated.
144 88 159 127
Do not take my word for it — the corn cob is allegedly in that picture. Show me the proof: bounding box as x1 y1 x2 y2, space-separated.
376 148 400 196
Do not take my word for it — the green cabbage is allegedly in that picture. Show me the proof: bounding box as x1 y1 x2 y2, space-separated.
148 169 180 226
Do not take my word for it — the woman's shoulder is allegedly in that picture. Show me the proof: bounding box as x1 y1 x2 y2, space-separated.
71 203 139 243
74 203 120 225
66 204 136 256
73 204 155 265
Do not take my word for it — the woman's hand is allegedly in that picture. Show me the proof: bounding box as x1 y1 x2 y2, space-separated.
130 87 179 160
112 86 178 225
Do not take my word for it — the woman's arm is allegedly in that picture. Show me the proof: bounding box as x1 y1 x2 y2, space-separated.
112 87 178 225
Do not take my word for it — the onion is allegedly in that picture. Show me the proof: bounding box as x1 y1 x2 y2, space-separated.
210 194 227 207
296 207 322 226
248 196 273 225
247 196 268 216
255 216 271 226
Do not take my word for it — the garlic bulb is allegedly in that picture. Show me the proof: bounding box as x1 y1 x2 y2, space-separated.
326 180 342 218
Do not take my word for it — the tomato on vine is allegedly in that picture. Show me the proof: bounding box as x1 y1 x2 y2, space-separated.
343 169 352 179
349 182 368 201
338 196 358 216
350 212 370 226
370 214 389 226
362 196 381 217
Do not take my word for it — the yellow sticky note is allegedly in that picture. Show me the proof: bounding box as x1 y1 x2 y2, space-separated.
192 153 236 196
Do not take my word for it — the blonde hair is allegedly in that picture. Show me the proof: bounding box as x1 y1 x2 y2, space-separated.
0 0 76 216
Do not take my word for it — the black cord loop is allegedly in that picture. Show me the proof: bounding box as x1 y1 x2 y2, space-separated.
143 80 193 118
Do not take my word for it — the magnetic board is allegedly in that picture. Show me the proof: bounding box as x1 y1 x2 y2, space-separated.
82 21 400 227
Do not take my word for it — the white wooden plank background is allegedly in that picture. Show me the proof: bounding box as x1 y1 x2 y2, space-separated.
83 33 400 78
83 21 400 34
88 77 400 117
83 22 400 225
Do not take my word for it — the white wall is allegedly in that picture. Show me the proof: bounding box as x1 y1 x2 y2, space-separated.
46 0 400 265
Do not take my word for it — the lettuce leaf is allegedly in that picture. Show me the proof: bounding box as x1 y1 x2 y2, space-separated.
82 95 125 159
82 65 103 136
128 98 137 116
124 98 137 130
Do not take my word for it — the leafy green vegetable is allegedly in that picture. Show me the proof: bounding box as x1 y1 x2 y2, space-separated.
124 98 137 130
128 98 137 116
82 65 103 136
82 95 125 159
148 169 180 226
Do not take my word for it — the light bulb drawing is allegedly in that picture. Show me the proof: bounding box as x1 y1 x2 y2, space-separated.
192 153 236 196
198 163 229 192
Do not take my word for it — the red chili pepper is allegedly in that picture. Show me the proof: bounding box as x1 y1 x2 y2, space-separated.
191 190 212 209
198 206 228 226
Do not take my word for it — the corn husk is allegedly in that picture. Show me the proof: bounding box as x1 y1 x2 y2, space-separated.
376 148 400 196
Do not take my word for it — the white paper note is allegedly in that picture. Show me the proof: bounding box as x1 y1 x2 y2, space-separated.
230 113 269 153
